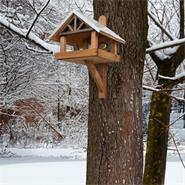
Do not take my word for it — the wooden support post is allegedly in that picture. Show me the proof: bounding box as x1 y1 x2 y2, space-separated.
91 31 98 49
60 36 66 52
74 16 77 31
86 62 108 99
98 64 108 98
112 41 118 55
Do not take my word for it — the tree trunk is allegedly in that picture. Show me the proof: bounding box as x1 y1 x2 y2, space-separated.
183 91 185 128
143 93 172 185
143 62 178 185
86 0 148 184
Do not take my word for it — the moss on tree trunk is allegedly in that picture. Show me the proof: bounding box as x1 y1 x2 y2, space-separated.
143 91 172 185
144 63 176 185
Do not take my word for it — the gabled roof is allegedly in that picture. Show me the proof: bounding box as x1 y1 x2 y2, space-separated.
49 10 126 44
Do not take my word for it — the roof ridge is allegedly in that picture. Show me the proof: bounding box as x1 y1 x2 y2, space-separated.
49 10 125 44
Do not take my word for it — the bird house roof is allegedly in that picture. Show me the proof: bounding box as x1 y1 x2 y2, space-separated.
49 10 126 44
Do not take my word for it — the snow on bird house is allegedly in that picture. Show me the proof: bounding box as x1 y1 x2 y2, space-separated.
49 10 125 99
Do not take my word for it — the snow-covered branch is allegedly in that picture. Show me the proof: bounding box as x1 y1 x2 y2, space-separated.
158 72 185 88
143 85 185 102
146 38 185 53
159 72 185 81
0 15 59 53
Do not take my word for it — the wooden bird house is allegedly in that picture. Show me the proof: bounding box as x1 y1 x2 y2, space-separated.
49 11 125 98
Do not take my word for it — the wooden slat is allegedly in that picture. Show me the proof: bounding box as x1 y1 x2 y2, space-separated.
100 31 126 44
74 16 77 31
66 56 113 64
98 49 121 62
59 28 93 36
86 62 104 93
54 49 122 63
67 24 74 31
91 31 98 49
60 36 66 52
54 49 98 60
66 32 91 44
77 22 84 30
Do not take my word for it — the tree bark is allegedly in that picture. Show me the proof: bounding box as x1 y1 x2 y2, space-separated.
143 63 176 185
86 0 148 185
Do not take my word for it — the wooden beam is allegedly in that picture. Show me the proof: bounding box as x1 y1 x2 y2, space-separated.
98 64 108 98
74 16 77 31
100 31 126 45
98 49 121 62
55 49 97 60
66 32 91 44
91 31 98 49
60 36 66 52
59 28 93 36
67 24 74 31
86 62 105 94
77 22 84 30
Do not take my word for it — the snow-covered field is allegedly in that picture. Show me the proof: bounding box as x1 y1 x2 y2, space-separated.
0 158 85 185
0 148 185 185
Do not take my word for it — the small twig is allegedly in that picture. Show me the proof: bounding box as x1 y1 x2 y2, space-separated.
169 130 185 169
0 112 20 118
148 11 175 40
75 1 85 13
169 112 185 127
18 100 64 140
24 43 50 54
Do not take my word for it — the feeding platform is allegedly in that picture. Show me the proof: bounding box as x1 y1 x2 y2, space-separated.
49 10 125 98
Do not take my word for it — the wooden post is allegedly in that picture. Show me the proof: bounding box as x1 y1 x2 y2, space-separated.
98 64 108 98
74 16 77 31
86 62 104 93
91 31 98 49
112 41 118 55
86 62 108 99
60 36 66 52
87 15 108 99
98 15 107 26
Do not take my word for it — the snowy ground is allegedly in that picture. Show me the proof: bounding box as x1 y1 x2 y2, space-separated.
0 148 185 185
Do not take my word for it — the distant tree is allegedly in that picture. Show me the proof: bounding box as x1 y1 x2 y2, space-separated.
86 0 148 184
144 0 185 184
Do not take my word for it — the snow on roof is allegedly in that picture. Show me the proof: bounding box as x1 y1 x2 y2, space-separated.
49 10 126 44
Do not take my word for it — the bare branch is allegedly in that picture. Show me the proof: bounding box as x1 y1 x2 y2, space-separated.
26 0 51 38
24 43 51 54
159 73 185 81
148 11 176 41
169 131 185 169
143 85 185 102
